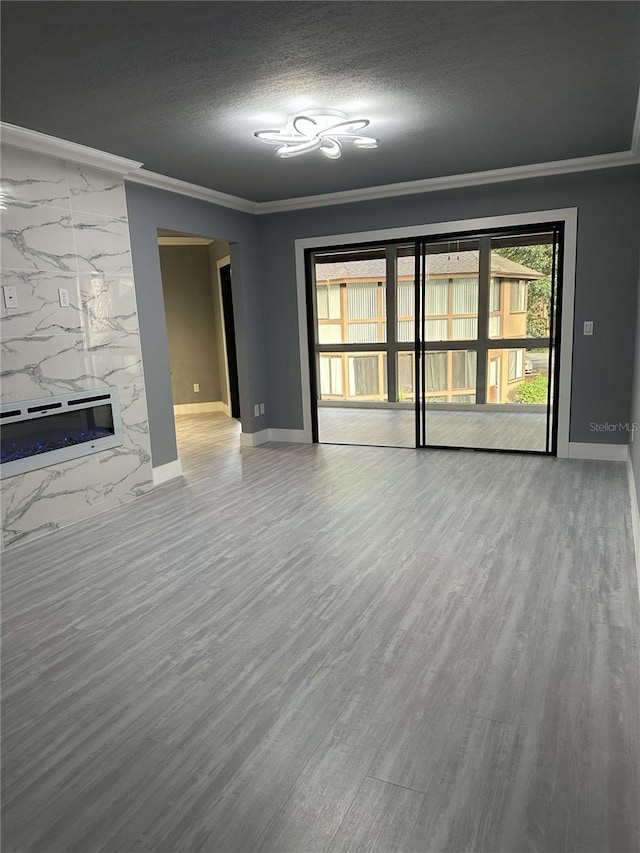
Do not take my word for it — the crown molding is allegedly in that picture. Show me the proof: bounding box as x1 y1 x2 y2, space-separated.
255 149 640 214
2 112 639 217
256 84 640 212
126 168 258 214
123 148 640 216
0 121 143 175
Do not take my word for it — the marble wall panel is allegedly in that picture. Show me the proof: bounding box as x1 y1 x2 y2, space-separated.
79 271 138 339
0 145 153 549
73 212 134 275
0 270 82 338
1 204 77 272
67 164 128 219
0 146 70 210
1 455 104 547
1 333 90 401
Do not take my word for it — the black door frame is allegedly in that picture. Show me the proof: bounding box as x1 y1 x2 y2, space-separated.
220 263 241 420
306 220 564 455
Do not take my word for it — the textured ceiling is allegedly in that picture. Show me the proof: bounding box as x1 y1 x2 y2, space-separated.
2 1 639 203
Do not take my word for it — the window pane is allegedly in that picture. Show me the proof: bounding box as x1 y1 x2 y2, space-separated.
508 349 524 381
318 324 342 344
397 280 414 341
348 355 380 397
452 317 477 340
489 315 501 337
398 320 414 342
327 284 341 319
491 236 556 339
426 352 447 391
488 347 551 405
452 278 478 314
318 352 388 401
319 355 343 397
490 278 501 312
426 280 448 315
347 282 379 319
510 281 527 313
347 322 378 344
315 282 341 321
317 285 329 320
452 350 477 390
426 319 448 341
397 352 414 402
397 282 414 317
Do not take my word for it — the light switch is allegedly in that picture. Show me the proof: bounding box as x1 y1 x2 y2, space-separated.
3 285 18 308
254 404 260 417
193 383 200 393
58 288 70 308
583 320 594 336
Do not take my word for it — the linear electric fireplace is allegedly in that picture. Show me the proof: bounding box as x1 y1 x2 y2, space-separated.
1 389 123 479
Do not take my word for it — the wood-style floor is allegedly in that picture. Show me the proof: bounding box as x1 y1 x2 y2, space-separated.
2 413 639 853
318 406 548 451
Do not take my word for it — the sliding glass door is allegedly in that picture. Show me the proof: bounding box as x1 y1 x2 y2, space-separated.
311 246 414 447
414 227 561 452
309 222 561 453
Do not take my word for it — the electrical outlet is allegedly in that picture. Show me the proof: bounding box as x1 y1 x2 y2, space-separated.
58 288 70 308
583 320 593 336
193 383 200 393
259 403 265 415
3 285 18 308
254 404 260 417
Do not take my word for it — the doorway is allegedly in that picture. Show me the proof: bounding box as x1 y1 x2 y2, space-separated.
307 222 562 455
157 232 241 456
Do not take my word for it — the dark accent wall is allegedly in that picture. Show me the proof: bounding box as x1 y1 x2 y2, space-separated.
257 166 640 442
125 183 266 468
159 245 222 405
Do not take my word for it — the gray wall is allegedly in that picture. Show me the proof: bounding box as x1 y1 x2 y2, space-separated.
127 167 639 467
257 166 640 441
159 245 222 405
125 182 266 468
630 253 640 505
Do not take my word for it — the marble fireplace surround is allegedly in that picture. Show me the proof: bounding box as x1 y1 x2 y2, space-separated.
0 140 153 548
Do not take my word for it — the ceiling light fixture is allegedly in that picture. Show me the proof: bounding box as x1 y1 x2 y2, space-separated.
254 110 378 160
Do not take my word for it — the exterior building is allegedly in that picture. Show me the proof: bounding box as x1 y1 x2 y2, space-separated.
315 251 543 407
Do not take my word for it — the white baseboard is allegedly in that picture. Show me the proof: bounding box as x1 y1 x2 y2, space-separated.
268 428 311 444
173 401 230 415
240 428 311 446
240 429 270 447
152 460 183 485
627 448 640 607
567 442 628 461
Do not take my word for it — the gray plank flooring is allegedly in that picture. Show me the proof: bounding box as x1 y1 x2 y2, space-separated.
317 406 547 451
2 412 639 853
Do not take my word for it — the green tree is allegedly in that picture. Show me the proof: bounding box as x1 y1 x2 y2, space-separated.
493 245 553 337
